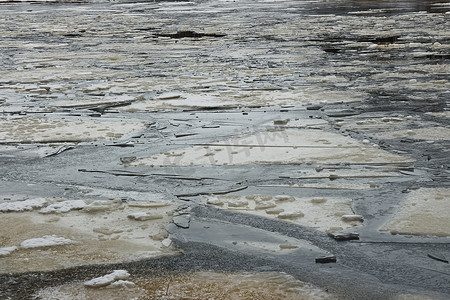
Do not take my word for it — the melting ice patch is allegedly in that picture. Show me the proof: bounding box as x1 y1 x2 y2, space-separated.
205 194 363 233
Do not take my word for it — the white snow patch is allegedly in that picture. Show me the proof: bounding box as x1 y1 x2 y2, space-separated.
20 235 75 249
84 270 131 288
0 198 47 212
0 246 17 256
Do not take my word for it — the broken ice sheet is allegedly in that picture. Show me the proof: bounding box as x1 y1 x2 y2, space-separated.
35 271 336 300
205 194 362 233
0 198 175 273
121 89 365 111
132 129 413 166
380 188 450 237
0 115 146 143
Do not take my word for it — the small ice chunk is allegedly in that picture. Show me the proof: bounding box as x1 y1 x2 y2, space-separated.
84 270 131 288
39 200 86 214
341 215 364 222
265 208 285 215
245 194 273 202
161 238 172 248
206 197 224 206
310 198 327 204
0 198 47 212
0 246 17 256
20 235 74 249
227 199 248 207
82 199 123 213
274 195 295 202
362 139 370 144
254 201 277 210
127 212 163 221
278 211 304 219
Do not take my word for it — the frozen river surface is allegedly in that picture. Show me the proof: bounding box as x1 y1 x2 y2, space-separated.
0 0 449 299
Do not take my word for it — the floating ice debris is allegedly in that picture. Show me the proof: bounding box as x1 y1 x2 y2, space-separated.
274 195 295 202
328 232 359 241
254 201 277 210
341 215 364 222
227 199 249 207
0 198 47 212
206 197 224 206
173 215 190 228
39 200 86 214
278 211 304 219
20 235 75 249
82 199 123 213
84 270 131 288
315 255 337 264
0 246 17 257
265 208 285 214
127 212 163 221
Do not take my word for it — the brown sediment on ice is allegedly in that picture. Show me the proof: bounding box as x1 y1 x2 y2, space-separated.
0 198 176 273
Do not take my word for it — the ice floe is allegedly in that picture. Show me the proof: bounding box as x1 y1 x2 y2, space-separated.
205 194 362 233
132 129 413 166
380 188 450 237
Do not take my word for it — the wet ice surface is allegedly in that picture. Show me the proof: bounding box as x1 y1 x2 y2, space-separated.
35 271 336 300
0 0 449 299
